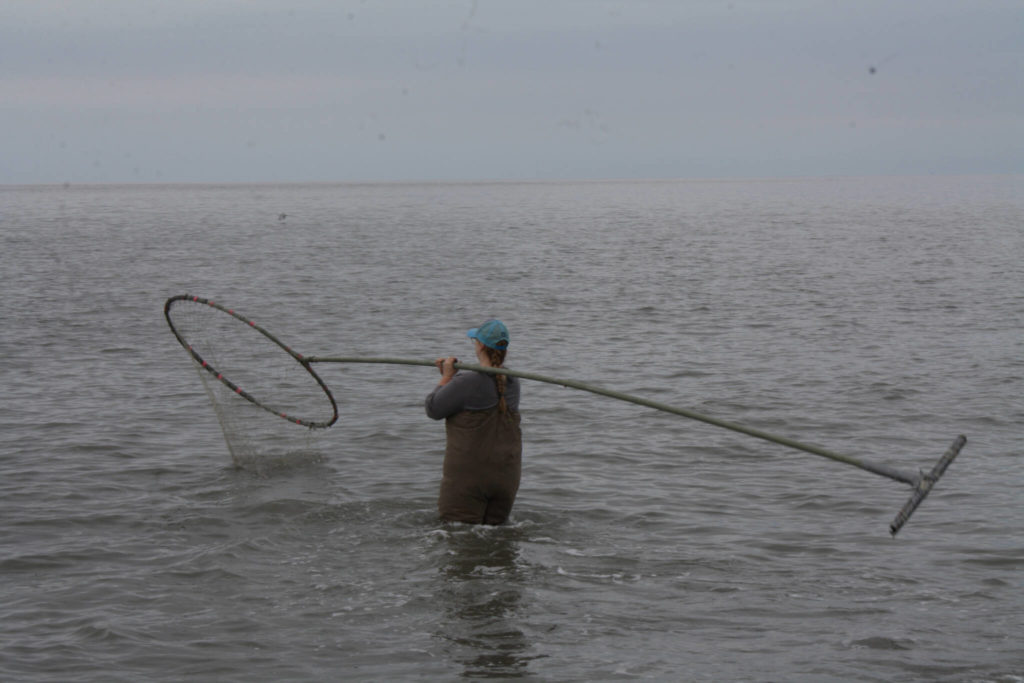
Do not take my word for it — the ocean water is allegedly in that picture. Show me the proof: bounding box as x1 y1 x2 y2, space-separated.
1 176 1021 681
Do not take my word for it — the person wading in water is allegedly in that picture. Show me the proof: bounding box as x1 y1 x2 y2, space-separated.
425 319 522 525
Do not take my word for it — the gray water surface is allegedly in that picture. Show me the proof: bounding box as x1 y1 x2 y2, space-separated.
1 177 1022 681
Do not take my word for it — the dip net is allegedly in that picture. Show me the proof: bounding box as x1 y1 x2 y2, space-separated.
165 294 966 534
164 295 337 469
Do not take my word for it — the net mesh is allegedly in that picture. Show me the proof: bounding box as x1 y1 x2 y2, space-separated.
166 296 336 469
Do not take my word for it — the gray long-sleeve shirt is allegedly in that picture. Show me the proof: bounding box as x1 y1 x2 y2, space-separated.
425 370 521 420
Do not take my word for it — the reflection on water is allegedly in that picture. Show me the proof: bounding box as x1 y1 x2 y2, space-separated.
436 526 539 679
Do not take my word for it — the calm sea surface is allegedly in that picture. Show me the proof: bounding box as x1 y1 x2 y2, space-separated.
1 177 1022 681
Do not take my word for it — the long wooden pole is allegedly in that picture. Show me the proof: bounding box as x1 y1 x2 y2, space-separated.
308 355 964 534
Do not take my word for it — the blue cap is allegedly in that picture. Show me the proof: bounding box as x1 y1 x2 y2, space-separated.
467 319 510 351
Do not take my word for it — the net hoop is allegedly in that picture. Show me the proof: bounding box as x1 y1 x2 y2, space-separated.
164 294 338 428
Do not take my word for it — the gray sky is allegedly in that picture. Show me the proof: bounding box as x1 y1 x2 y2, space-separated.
2 0 1021 183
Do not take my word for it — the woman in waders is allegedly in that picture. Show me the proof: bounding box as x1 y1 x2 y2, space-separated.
425 319 522 525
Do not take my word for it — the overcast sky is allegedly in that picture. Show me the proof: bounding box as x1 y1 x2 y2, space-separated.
2 0 1021 183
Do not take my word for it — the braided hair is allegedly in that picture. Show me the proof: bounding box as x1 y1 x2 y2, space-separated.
484 346 509 414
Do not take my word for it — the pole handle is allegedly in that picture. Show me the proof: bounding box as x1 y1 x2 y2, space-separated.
889 435 966 536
